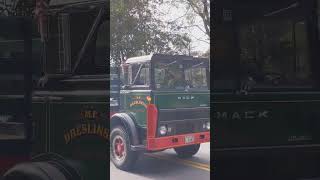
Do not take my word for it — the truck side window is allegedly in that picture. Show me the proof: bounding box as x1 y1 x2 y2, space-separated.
238 14 313 89
213 24 238 91
68 10 103 75
130 63 150 86
95 20 107 73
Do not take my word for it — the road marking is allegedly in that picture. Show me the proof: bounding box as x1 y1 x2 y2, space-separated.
146 153 210 172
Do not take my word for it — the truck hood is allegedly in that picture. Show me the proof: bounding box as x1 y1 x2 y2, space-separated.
153 91 210 109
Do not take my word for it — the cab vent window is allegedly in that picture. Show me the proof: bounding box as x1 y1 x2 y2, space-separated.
95 20 108 73
130 64 150 86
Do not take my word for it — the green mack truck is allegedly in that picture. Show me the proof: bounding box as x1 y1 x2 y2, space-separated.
1 0 109 179
110 54 210 170
215 0 320 178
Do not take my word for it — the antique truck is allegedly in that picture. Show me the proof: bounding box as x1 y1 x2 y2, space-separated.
110 66 120 117
1 0 109 179
110 54 210 170
215 0 320 178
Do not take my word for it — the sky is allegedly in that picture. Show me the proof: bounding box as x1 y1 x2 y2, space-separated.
155 1 210 54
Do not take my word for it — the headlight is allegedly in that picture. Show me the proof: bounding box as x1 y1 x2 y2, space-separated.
202 122 206 129
159 125 167 135
206 121 210 130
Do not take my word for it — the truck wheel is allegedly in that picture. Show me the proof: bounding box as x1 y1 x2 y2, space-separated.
110 126 138 171
174 144 200 158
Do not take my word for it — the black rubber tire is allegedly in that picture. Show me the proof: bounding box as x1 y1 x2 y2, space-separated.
174 144 200 158
110 126 139 171
2 162 67 180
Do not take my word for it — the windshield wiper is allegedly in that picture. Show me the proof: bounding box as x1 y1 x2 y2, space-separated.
164 61 177 67
191 62 204 68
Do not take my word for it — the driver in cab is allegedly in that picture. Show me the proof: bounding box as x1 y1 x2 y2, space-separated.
167 71 188 89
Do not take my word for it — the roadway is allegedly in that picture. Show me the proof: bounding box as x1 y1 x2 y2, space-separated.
110 142 210 180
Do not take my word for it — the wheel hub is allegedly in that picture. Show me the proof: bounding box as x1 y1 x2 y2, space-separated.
112 135 126 161
115 138 124 156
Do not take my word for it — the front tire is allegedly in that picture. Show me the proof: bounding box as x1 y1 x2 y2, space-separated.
174 144 200 158
110 126 139 171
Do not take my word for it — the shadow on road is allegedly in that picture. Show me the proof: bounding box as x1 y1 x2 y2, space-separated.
129 153 198 178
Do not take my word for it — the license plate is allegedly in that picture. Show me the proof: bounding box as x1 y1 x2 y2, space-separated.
185 135 194 144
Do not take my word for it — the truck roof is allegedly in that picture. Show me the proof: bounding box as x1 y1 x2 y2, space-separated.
125 54 208 64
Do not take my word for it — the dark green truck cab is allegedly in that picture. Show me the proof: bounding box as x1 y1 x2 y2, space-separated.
1 1 109 179
214 0 320 177
110 54 210 170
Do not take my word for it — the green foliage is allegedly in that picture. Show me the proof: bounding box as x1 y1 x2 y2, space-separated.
110 0 192 66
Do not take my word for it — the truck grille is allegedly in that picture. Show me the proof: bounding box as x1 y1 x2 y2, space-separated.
175 122 195 134
156 107 210 137
158 107 209 121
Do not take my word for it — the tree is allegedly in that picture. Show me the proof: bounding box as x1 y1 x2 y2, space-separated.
0 0 36 16
181 0 210 39
155 0 210 57
110 0 192 66
191 0 209 37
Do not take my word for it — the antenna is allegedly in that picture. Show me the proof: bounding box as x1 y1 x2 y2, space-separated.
264 2 299 17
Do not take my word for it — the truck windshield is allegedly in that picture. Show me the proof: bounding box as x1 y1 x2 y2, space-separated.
154 60 209 90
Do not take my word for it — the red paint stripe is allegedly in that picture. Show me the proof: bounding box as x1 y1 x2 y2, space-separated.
147 132 210 151
147 104 158 140
0 156 29 174
110 112 116 118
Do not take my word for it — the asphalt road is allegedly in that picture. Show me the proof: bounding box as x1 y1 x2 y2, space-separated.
110 142 210 180
214 155 320 180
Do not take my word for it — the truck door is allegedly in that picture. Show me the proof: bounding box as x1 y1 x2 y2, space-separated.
120 62 151 127
213 16 240 148
214 1 320 150
55 12 108 180
32 7 109 179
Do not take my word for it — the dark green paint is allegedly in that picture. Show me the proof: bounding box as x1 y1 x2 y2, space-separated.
154 91 210 109
120 90 151 127
214 92 320 149
31 90 109 180
120 90 210 127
